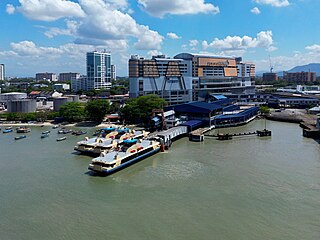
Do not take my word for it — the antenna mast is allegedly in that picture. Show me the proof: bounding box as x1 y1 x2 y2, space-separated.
269 55 273 73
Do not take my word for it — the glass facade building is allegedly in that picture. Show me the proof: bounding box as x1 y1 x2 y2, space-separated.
86 51 111 90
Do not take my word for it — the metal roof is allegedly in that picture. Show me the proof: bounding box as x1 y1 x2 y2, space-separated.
170 101 224 114
181 120 203 128
214 106 259 120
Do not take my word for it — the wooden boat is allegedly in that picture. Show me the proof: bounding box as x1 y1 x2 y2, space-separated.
16 127 31 133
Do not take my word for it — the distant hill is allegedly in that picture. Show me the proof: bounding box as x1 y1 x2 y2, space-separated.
288 63 320 75
256 63 320 77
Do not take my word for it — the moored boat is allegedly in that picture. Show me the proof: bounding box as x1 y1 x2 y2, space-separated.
56 137 67 141
42 130 50 134
3 129 13 133
74 137 118 155
41 133 50 138
72 130 87 136
88 139 160 175
16 127 31 133
15 135 26 140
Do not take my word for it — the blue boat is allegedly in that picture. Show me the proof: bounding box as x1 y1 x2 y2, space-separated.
3 129 13 133
15 135 26 140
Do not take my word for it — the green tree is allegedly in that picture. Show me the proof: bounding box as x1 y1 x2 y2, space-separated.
120 94 167 124
260 106 270 114
59 102 86 122
85 99 110 123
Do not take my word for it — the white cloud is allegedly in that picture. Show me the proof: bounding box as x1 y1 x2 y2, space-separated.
6 4 15 14
147 50 163 57
17 0 164 51
202 31 274 52
305 44 320 52
251 7 261 15
138 0 219 18
75 0 164 50
0 41 130 75
167 32 181 40
10 41 63 56
255 45 320 72
14 0 86 21
189 40 199 47
254 0 290 7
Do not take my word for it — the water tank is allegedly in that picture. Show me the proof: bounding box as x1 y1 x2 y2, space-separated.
53 97 70 111
7 99 36 113
0 92 27 103
65 95 79 102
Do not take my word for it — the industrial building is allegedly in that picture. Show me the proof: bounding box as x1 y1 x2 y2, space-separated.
129 53 255 105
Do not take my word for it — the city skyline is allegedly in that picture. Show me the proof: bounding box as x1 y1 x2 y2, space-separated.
1 0 320 77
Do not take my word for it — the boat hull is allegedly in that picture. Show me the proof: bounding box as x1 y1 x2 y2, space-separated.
88 147 160 175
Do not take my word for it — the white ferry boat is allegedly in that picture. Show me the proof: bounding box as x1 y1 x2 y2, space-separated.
74 129 149 156
88 139 160 175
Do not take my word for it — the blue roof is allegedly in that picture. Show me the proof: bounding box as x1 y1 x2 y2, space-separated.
181 120 203 128
210 99 233 105
172 102 222 114
223 105 240 112
214 107 260 120
209 94 227 100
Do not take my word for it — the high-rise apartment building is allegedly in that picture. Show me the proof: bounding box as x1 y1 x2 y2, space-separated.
59 72 80 82
283 71 316 83
86 51 112 90
0 64 5 80
111 65 116 81
36 72 57 82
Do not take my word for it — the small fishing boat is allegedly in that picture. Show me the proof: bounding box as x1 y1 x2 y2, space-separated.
56 137 67 141
42 130 50 134
16 127 31 133
58 129 72 134
5 126 13 130
41 133 49 139
15 135 26 140
52 125 59 129
72 130 87 136
3 129 13 133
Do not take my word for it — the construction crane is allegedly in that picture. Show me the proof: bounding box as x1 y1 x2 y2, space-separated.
269 55 274 73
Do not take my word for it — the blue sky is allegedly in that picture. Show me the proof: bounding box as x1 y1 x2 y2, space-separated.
1 0 320 77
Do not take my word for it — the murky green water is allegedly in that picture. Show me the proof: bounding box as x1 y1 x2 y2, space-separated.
0 120 319 240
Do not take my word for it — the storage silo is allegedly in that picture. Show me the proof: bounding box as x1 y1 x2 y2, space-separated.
7 99 36 113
